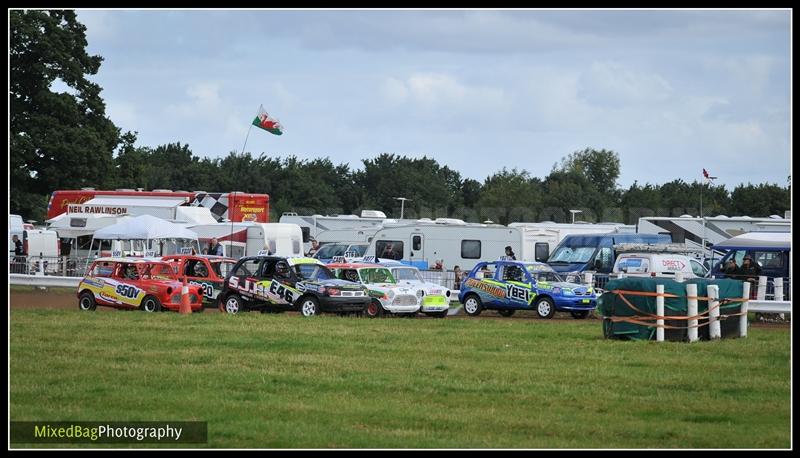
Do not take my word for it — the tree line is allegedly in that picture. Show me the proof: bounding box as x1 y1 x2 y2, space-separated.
10 10 792 225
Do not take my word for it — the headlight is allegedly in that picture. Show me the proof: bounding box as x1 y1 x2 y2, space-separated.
387 290 395 299
416 290 424 299
562 289 575 296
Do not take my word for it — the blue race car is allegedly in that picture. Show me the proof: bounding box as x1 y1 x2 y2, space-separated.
458 260 597 319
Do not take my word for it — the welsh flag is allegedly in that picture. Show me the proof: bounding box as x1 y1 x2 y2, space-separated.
252 105 283 135
702 168 717 181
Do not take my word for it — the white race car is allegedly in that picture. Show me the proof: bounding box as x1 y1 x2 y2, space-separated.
327 262 423 318
385 264 450 318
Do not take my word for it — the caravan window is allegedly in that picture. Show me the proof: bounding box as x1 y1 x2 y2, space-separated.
534 243 549 262
412 235 422 251
376 241 404 260
292 239 301 255
461 240 481 259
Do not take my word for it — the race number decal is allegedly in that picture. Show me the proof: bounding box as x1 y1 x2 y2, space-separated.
115 284 141 299
190 281 214 299
269 280 297 303
505 284 531 304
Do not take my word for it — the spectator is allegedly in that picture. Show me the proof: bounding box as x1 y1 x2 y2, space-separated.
306 239 320 257
381 243 396 260
504 246 516 260
207 238 225 256
12 234 25 273
723 259 739 277
432 259 443 270
737 255 761 283
453 266 462 290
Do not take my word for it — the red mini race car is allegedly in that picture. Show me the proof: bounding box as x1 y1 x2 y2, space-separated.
77 257 204 312
161 255 236 308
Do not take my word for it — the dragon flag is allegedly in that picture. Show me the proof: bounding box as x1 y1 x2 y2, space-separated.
252 105 283 135
702 168 717 181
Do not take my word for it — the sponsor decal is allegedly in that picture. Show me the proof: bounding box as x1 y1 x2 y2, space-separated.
180 247 193 254
661 259 686 270
67 204 128 215
286 257 320 266
464 277 506 299
230 276 297 304
362 255 376 263
296 282 307 293
81 277 105 289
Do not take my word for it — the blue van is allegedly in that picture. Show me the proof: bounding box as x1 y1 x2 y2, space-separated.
709 232 791 280
547 233 672 274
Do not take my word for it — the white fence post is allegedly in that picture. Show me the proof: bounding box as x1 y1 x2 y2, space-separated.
757 276 767 301
740 282 750 338
774 277 784 301
686 283 698 342
583 272 593 288
656 284 665 342
36 255 45 276
708 285 721 340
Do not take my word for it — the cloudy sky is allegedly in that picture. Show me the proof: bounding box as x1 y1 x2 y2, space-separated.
75 9 791 189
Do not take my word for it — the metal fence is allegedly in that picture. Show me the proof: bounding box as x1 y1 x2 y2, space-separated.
8 256 92 277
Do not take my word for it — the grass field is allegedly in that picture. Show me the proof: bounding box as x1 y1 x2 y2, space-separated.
10 309 791 449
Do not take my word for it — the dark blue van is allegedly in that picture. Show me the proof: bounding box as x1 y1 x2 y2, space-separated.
547 233 672 274
709 232 791 280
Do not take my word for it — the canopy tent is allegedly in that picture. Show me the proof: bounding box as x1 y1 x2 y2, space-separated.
46 213 130 239
713 232 791 251
87 215 200 266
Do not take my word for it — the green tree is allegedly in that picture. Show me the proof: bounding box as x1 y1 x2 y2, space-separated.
476 168 542 224
11 10 124 221
730 184 790 217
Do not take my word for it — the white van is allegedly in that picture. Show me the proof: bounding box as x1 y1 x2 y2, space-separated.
612 253 708 279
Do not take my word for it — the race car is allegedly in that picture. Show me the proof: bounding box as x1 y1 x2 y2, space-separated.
383 262 450 318
77 257 204 312
458 260 597 319
161 254 237 308
327 262 423 318
217 255 370 316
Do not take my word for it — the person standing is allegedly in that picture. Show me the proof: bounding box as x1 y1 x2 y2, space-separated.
207 238 225 256
12 234 25 273
504 246 517 260
306 239 320 257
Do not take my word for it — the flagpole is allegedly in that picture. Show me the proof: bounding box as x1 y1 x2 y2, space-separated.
240 105 261 156
700 171 705 257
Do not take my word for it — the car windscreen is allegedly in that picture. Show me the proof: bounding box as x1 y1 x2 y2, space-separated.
314 243 349 259
359 268 396 284
349 244 369 257
548 246 596 263
294 264 334 281
531 271 564 283
392 268 423 282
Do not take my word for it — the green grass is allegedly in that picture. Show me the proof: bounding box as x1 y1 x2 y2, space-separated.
10 310 790 448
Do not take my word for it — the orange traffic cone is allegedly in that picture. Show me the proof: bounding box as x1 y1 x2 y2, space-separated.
179 277 192 315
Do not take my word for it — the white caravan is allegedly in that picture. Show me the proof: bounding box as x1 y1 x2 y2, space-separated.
279 210 396 240
189 222 304 259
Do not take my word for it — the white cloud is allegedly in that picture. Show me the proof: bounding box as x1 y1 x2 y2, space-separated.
577 61 673 107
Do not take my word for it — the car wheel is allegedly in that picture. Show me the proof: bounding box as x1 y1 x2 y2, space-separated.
498 309 515 317
571 310 590 319
463 294 483 316
140 296 162 313
535 297 556 319
78 292 96 311
299 296 321 317
223 295 244 314
366 299 384 318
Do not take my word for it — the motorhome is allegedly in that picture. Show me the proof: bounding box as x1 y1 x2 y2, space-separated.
189 222 304 259
637 215 790 256
279 210 396 240
510 221 635 263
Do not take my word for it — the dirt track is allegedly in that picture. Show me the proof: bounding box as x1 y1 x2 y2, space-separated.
8 288 790 328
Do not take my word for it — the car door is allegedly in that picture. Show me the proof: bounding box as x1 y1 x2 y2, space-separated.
497 263 534 309
184 258 216 301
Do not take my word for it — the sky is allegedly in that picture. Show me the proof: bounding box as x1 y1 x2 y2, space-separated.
74 9 792 190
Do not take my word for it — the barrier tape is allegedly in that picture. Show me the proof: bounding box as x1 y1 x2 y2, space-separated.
605 289 750 329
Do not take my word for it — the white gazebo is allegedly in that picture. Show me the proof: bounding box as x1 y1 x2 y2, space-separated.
87 215 200 265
